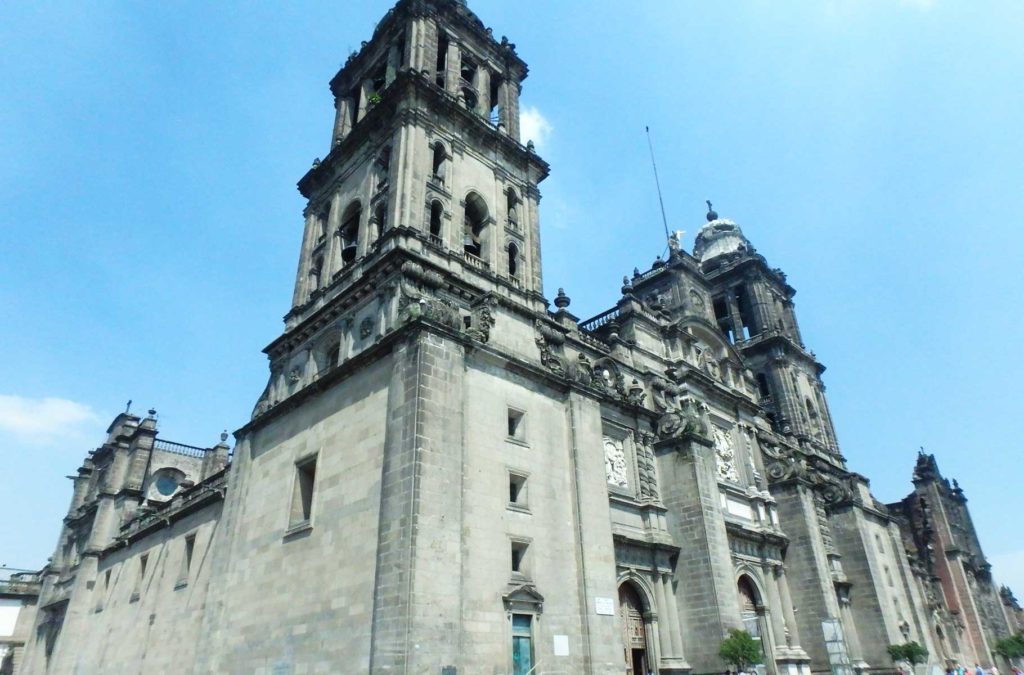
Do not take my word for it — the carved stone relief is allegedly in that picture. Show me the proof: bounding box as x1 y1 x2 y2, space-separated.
712 426 740 483
604 436 629 489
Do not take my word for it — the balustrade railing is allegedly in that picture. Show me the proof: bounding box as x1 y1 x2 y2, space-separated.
153 439 206 459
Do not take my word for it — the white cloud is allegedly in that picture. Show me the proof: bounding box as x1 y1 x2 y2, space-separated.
990 550 1024 597
0 395 103 443
519 105 553 150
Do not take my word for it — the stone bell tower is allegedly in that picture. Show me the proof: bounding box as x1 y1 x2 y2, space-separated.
287 0 549 331
693 204 842 459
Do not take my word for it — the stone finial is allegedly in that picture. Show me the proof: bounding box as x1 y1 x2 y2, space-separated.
553 288 571 309
147 408 157 418
220 430 229 443
621 276 633 295
706 200 718 221
526 140 535 153
312 158 321 169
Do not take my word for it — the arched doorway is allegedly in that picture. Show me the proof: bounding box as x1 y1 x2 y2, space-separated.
619 582 650 675
738 575 769 673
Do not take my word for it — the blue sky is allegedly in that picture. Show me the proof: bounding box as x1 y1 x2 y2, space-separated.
2 0 1022 592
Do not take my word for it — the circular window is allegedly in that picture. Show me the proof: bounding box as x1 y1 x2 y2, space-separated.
155 472 180 496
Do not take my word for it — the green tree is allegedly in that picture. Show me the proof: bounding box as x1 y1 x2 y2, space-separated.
993 632 1024 659
887 642 929 668
719 629 763 672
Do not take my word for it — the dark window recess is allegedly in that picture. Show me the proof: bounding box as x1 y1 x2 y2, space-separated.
290 456 317 527
511 541 528 574
429 201 444 237
509 473 527 505
340 202 361 266
507 408 525 440
712 297 733 342
508 242 519 278
374 202 387 237
463 193 488 258
435 36 448 86
734 285 758 339
756 373 772 399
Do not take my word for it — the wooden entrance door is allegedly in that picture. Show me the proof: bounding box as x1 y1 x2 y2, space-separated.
619 583 649 675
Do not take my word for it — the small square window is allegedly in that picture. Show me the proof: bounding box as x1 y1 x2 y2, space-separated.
507 408 525 441
289 455 318 529
509 472 528 507
511 540 529 576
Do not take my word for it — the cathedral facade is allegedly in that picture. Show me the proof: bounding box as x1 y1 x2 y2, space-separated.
16 2 1022 674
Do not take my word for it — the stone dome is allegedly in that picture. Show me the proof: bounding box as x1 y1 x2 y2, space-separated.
692 218 753 262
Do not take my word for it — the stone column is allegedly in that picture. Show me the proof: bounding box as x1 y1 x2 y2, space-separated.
385 43 401 86
292 211 317 307
777 566 802 647
763 564 788 648
357 79 373 122
654 574 675 658
662 573 686 661
504 81 521 140
332 97 354 146
475 66 490 118
727 292 746 342
444 42 461 96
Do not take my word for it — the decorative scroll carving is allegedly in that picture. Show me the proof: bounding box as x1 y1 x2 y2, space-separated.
712 426 740 483
604 437 629 489
465 294 497 343
652 386 710 442
398 261 460 330
534 320 567 377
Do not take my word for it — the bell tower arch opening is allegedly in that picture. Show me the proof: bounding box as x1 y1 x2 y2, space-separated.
463 191 489 261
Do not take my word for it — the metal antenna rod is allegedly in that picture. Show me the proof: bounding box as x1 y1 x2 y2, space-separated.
645 126 671 242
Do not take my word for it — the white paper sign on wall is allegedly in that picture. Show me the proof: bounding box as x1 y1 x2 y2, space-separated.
553 634 570 656
594 596 615 615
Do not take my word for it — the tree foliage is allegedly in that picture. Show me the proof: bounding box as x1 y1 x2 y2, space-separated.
720 629 763 671
994 632 1024 659
887 642 929 666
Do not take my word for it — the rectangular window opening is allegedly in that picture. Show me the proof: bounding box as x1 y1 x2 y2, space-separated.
290 455 318 529
178 533 197 587
511 540 529 576
509 473 528 506
507 408 525 441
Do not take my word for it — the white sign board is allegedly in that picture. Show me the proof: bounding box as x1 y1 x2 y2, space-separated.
594 596 615 615
553 634 570 656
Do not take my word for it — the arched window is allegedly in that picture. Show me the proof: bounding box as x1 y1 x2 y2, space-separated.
309 254 324 291
316 337 340 375
340 201 361 266
507 242 519 278
463 192 489 259
506 188 519 226
431 142 447 184
374 202 387 239
429 201 444 238
376 146 391 191
316 204 330 242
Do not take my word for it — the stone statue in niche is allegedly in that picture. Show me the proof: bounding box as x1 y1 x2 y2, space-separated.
359 318 374 340
604 437 629 489
712 426 740 483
